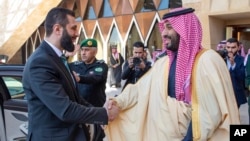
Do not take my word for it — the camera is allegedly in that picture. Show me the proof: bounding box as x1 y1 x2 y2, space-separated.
133 57 141 66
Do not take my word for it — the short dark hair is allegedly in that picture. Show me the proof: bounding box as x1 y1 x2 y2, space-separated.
227 38 239 46
44 7 75 36
133 41 144 49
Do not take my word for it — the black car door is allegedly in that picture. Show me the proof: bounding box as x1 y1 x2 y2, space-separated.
0 66 27 141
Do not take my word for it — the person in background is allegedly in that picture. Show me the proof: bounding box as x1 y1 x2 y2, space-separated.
217 39 246 58
70 39 108 107
244 52 250 124
216 40 227 51
121 41 151 91
109 44 124 88
104 7 240 141
225 38 247 108
22 7 115 141
70 38 108 141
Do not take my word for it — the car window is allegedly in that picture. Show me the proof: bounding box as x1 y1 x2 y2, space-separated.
2 76 25 99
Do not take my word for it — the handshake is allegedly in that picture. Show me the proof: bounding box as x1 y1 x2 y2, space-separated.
103 98 120 121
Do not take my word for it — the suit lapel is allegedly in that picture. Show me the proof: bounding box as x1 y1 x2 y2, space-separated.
42 41 79 102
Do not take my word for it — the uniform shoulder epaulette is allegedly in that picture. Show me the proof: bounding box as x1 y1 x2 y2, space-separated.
96 59 105 64
73 61 83 65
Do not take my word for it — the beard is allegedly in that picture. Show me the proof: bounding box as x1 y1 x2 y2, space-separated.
165 34 180 52
60 28 75 52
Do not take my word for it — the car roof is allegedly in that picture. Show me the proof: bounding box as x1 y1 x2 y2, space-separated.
0 64 24 76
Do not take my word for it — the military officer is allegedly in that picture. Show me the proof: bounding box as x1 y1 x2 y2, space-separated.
69 39 108 107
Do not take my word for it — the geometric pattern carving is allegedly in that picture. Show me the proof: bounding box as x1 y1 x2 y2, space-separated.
115 0 133 15
98 17 113 40
109 0 120 15
91 0 103 18
129 0 139 12
82 20 96 37
2 0 250 65
135 11 156 40
153 0 161 9
115 15 133 40
76 0 88 18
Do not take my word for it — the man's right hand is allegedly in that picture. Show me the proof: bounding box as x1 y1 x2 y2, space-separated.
103 99 120 121
128 57 134 68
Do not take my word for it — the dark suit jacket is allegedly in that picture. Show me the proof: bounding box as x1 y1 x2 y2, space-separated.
228 54 247 107
22 41 108 141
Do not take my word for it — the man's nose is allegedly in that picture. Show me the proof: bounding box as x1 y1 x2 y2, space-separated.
162 28 169 35
75 32 79 37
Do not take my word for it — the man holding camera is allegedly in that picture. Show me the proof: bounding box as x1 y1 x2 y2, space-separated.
121 41 151 91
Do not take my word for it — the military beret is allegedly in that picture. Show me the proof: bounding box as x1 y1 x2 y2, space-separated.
80 39 97 48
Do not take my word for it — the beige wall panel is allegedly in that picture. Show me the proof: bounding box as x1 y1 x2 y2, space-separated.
230 0 250 10
208 17 225 49
183 0 201 4
210 0 229 12
183 2 201 13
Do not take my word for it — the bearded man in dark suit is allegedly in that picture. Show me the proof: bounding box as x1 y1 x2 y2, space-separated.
22 7 119 141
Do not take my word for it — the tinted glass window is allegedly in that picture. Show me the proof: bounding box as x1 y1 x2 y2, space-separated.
2 76 25 99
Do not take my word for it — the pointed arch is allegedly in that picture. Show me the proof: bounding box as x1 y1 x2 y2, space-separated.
93 28 104 59
91 0 103 18
115 0 133 15
128 0 139 12
76 0 88 18
115 15 133 40
135 11 156 40
99 0 113 17
82 20 97 37
98 17 113 41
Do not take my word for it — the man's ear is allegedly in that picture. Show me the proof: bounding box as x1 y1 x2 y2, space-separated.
53 24 62 35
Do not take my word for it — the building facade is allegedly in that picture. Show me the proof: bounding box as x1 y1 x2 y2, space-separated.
1 0 250 64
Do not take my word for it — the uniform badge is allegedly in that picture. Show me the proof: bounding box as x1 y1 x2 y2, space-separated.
95 67 103 72
87 41 92 46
